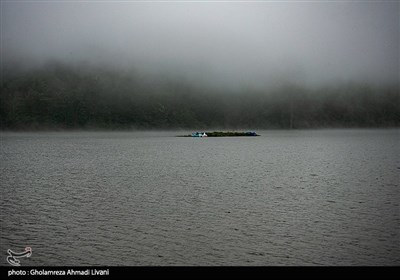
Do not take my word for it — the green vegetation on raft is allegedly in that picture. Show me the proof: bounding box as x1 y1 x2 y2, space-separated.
181 131 260 137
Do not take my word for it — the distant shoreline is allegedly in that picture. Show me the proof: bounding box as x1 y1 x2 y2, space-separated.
1 126 399 133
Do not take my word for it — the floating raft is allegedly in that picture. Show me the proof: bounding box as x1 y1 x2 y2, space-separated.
181 131 260 137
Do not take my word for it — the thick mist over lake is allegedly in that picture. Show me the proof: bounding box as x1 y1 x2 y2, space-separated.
1 1 399 268
3 1 399 87
1 1 399 130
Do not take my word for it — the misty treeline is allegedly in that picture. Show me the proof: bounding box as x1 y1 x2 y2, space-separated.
1 62 399 130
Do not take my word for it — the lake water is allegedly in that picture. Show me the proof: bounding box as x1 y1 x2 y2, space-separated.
1 129 399 266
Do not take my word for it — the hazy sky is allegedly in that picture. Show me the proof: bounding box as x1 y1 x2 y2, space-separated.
2 1 399 87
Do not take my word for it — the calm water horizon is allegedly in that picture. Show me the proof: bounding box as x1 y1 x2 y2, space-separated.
1 129 399 265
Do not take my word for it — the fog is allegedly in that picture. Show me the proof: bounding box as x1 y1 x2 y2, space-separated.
1 1 399 130
2 1 399 88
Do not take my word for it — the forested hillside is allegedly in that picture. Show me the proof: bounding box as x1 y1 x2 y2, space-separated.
1 63 399 130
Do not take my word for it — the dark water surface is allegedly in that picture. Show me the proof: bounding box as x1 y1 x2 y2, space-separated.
1 129 399 265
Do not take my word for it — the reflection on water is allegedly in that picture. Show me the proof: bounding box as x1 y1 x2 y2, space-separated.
1 129 399 265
